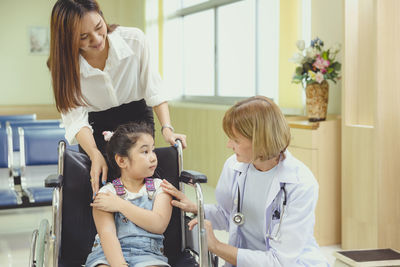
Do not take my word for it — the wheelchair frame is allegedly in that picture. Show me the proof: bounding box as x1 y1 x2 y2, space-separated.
29 140 215 267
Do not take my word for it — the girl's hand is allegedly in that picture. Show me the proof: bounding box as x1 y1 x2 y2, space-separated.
160 179 197 213
91 192 123 212
161 128 187 149
188 218 219 252
89 150 108 198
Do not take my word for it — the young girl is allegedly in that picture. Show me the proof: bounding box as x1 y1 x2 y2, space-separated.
86 122 172 267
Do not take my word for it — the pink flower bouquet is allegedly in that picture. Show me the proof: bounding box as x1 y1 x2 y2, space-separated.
290 37 341 85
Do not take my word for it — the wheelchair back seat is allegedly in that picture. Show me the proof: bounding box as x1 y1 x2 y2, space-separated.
0 127 22 208
58 146 185 267
0 113 36 127
19 127 67 204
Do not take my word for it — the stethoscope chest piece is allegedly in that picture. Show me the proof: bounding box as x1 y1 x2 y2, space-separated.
233 212 245 226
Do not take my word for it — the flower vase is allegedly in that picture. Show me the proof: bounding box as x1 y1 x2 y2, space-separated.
305 80 329 122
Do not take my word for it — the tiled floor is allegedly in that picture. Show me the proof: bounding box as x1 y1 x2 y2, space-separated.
0 184 339 266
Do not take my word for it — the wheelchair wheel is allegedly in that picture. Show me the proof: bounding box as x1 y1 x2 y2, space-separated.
35 219 50 267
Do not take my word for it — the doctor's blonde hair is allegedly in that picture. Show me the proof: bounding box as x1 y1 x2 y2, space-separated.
223 96 291 161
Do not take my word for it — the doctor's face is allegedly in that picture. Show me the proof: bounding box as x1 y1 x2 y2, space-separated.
227 129 253 163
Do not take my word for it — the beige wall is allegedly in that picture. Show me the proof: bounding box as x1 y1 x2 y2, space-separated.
154 102 232 187
99 0 145 29
279 0 302 111
0 0 55 105
311 0 344 115
0 0 145 106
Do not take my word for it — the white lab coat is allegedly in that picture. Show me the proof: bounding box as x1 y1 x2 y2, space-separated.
204 151 329 267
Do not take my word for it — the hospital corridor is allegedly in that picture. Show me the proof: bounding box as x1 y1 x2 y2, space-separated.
1 0 400 266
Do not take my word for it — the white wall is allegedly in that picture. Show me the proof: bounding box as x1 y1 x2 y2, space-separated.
0 0 145 106
0 0 56 105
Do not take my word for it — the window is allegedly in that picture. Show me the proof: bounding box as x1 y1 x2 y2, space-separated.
217 1 255 97
183 10 214 96
146 0 280 103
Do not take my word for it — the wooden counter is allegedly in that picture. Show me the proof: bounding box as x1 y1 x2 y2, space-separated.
287 115 341 246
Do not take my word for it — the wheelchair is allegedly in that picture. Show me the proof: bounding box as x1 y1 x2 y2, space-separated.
29 140 218 267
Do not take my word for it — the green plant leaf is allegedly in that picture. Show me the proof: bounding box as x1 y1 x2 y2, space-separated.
322 51 328 60
334 62 341 71
295 67 303 75
292 74 303 81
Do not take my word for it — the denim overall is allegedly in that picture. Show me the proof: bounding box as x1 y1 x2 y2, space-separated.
85 183 170 267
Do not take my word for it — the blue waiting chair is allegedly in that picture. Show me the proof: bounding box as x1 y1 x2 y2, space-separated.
7 120 62 152
19 126 76 204
0 114 36 128
0 127 22 208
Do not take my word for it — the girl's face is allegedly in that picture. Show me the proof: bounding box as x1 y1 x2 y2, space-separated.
122 134 158 179
79 11 107 55
227 128 253 163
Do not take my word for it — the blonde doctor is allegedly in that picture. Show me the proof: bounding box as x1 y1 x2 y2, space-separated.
161 96 329 267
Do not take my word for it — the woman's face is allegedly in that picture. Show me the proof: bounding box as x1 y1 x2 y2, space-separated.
227 129 253 163
79 11 107 54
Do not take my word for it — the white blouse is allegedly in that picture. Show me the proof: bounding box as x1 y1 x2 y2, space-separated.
61 27 167 145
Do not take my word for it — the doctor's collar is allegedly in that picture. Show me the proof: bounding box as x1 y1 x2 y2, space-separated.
233 161 249 174
233 151 300 184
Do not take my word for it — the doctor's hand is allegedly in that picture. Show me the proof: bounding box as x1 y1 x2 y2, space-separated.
91 192 123 212
89 150 108 199
188 218 219 253
161 128 187 149
161 179 197 213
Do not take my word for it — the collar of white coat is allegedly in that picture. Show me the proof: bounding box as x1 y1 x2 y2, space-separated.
80 29 134 77
232 150 300 184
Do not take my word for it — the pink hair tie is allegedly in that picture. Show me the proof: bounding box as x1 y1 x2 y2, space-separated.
102 131 114 141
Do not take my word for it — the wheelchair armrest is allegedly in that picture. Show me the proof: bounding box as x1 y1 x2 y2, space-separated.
179 170 207 184
45 174 63 188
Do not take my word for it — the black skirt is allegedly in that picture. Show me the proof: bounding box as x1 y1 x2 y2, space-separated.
79 99 154 179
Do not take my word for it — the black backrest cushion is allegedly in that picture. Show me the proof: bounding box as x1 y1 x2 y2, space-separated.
60 149 94 266
154 146 182 265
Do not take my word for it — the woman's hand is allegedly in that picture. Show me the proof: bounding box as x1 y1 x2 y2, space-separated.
91 192 123 212
188 218 219 252
160 179 197 213
89 150 108 198
161 127 187 149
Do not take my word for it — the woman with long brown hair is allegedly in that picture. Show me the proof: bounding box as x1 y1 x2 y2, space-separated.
48 0 186 197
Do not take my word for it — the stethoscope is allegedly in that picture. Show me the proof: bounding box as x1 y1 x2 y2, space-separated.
232 180 287 242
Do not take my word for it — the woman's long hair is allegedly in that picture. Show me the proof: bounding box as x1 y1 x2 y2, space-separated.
48 0 115 113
